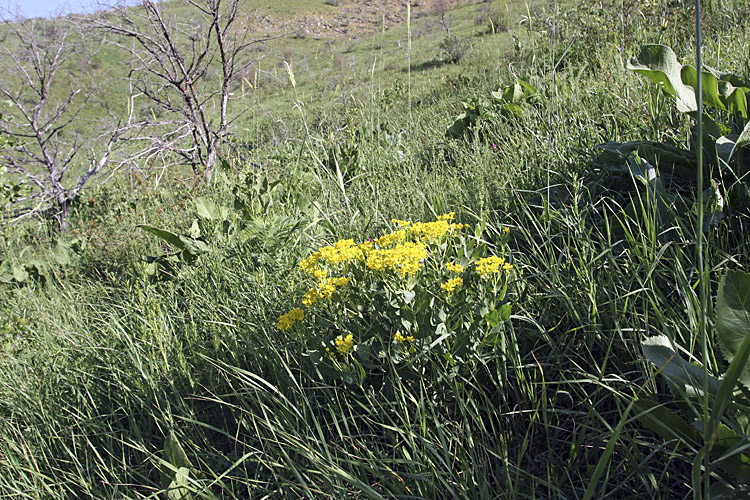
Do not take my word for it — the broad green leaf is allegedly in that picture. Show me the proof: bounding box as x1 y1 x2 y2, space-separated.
195 197 219 220
518 78 537 97
164 431 193 470
717 135 738 166
499 303 512 321
166 467 193 500
710 422 750 481
716 71 750 89
594 140 697 172
52 241 71 266
730 120 750 163
11 264 28 283
177 236 208 257
682 66 727 111
484 308 502 328
632 399 698 446
446 114 470 138
642 335 721 397
187 220 201 239
138 225 185 251
717 81 748 118
627 44 696 112
686 110 726 139
715 271 750 389
498 102 524 118
0 261 12 283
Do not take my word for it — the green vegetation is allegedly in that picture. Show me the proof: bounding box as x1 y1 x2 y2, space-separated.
2 0 750 498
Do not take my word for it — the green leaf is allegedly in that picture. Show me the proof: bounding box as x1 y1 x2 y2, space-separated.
177 236 208 257
594 140 697 173
164 431 193 470
642 335 721 398
730 120 750 164
717 81 748 118
138 225 186 251
499 303 512 320
52 241 71 267
627 44 696 113
715 271 750 389
710 423 750 481
0 261 12 283
12 264 28 283
632 399 699 446
682 65 727 111
195 197 219 220
484 308 501 328
187 220 201 239
166 467 193 500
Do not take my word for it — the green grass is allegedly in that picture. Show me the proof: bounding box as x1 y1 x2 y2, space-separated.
2 0 750 498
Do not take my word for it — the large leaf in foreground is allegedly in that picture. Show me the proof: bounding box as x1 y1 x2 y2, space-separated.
627 44 696 112
716 270 750 389
642 335 721 398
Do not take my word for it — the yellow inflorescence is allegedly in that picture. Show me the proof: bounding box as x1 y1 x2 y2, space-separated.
391 219 412 228
365 241 428 276
334 333 355 355
283 214 483 336
277 307 304 331
375 229 408 248
475 256 509 276
408 219 465 242
441 277 463 294
394 332 415 343
298 239 363 275
445 261 463 273
301 277 351 308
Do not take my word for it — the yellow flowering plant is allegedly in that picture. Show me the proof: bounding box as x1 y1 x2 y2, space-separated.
276 213 515 383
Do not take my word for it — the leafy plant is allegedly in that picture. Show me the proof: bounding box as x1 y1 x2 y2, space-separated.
638 270 750 493
0 239 82 285
276 213 516 385
446 78 537 138
597 44 750 223
158 432 217 500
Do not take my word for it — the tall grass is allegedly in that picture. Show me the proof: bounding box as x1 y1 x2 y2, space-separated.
2 1 750 498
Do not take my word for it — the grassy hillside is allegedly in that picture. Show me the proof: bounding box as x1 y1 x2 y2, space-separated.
2 0 750 498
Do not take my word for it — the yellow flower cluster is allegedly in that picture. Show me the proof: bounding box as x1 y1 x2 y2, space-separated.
445 261 463 273
280 213 474 334
394 332 415 343
441 277 463 294
334 333 355 355
365 241 428 276
277 307 304 331
375 229 408 248
301 277 351 307
475 256 513 275
298 239 363 275
408 219 465 242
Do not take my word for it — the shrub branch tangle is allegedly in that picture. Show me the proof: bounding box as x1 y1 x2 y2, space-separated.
97 0 268 181
0 17 130 227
